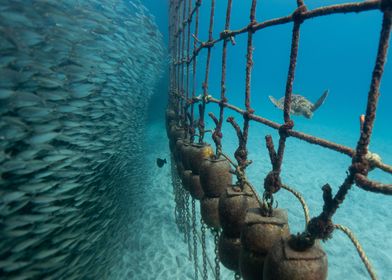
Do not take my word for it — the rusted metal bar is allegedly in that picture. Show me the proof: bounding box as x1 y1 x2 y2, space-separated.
180 0 187 122
350 5 392 192
306 4 392 243
262 4 305 203
244 0 257 114
176 1 183 116
188 0 380 64
198 0 215 143
182 0 192 138
190 0 201 142
178 96 391 174
186 0 192 102
169 3 176 90
175 0 201 38
235 0 257 171
274 6 305 173
210 0 233 153
354 8 392 166
355 174 392 194
265 135 278 171
227 116 249 170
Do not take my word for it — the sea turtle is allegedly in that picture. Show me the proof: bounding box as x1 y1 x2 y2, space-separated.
268 90 329 119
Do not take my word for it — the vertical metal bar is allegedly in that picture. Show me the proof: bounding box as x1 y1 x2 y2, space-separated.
176 1 183 118
180 0 187 121
355 9 392 165
186 0 192 102
199 0 216 143
191 0 202 143
282 21 300 124
217 0 233 137
242 0 258 148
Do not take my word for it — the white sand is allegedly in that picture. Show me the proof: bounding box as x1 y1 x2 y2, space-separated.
110 120 390 279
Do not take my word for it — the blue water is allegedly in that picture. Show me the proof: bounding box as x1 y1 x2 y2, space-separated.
144 0 391 279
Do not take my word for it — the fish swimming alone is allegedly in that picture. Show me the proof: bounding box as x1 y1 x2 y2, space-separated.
269 90 329 119
156 158 167 168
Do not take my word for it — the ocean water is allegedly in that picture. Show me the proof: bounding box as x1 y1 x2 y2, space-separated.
0 0 390 280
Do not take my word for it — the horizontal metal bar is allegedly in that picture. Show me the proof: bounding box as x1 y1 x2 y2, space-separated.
186 0 380 64
171 94 392 175
355 173 392 194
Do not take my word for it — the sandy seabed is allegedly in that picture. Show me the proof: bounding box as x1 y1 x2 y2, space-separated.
111 120 391 280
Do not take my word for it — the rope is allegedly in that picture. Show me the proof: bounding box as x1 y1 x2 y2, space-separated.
334 224 378 280
281 184 310 228
220 152 263 208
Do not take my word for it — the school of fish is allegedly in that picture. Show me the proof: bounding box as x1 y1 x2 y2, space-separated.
0 0 164 279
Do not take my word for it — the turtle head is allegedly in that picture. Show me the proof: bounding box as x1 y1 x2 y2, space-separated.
304 110 313 119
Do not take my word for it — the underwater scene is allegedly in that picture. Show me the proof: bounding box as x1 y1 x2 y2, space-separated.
0 0 391 280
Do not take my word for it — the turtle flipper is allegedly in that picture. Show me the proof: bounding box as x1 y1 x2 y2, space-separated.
311 89 329 112
269 95 283 110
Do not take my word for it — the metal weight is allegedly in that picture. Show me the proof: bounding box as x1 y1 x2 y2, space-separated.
189 173 204 200
182 170 192 191
175 138 187 163
188 143 214 175
218 184 259 238
200 196 220 229
218 231 241 272
181 141 193 170
199 156 232 197
263 237 328 280
239 208 290 280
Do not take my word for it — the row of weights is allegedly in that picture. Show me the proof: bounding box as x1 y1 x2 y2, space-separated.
166 121 327 280
204 167 328 279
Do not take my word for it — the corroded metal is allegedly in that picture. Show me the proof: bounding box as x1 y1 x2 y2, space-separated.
201 196 220 229
189 143 214 175
239 208 290 280
218 232 241 272
200 156 232 197
189 173 204 200
182 169 192 191
219 185 259 238
181 141 193 170
263 237 328 280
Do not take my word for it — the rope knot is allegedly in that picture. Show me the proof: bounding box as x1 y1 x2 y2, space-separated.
195 0 202 7
212 129 222 148
247 21 257 33
264 171 282 194
203 95 212 103
349 161 368 176
244 108 255 117
220 30 232 40
288 232 315 251
292 5 307 24
234 146 248 169
307 215 334 241
243 111 250 120
278 120 294 137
